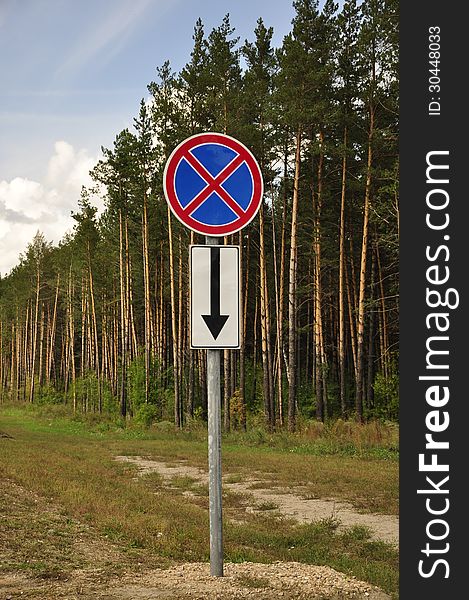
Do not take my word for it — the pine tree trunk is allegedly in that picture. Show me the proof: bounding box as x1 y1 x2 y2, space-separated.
177 234 184 425
238 230 246 431
252 291 259 409
345 262 358 382
355 109 374 422
188 231 195 418
142 191 152 404
10 322 15 401
29 262 40 403
23 304 29 401
119 209 127 418
223 349 230 432
375 241 390 379
88 246 101 412
68 265 77 412
366 247 376 411
338 127 348 418
314 251 323 421
259 202 274 429
127 241 138 362
272 196 284 427
38 303 44 388
311 130 327 422
167 206 180 428
198 349 207 420
112 283 119 395
288 127 301 432
15 317 20 402
275 140 288 426
47 274 60 386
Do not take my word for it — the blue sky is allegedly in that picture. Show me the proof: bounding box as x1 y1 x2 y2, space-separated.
0 0 296 274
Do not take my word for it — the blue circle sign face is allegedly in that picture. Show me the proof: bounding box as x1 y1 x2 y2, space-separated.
163 133 263 236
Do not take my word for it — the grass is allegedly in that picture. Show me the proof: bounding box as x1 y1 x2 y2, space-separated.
255 501 279 511
169 475 200 490
236 574 270 588
1 403 399 516
224 473 244 484
0 404 399 597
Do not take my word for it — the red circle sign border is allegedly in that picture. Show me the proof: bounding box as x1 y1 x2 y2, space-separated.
163 132 263 236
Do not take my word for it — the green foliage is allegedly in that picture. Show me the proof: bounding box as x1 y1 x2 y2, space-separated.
134 403 159 427
127 355 146 412
369 369 399 421
34 383 64 405
70 373 101 412
126 353 163 423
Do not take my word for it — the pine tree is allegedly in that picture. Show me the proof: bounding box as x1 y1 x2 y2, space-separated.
242 18 277 429
149 61 186 427
336 0 361 418
354 0 398 420
180 18 210 134
205 14 241 135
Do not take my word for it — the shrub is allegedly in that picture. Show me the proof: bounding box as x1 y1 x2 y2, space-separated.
370 370 399 421
134 403 159 427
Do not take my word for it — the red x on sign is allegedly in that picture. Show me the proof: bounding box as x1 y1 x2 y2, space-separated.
163 133 263 236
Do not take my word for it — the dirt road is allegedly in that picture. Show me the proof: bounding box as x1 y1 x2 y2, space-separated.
115 455 398 545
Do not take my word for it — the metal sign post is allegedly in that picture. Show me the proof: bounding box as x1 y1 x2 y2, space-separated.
206 235 223 577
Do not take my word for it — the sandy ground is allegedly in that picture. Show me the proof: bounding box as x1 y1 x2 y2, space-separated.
114 455 398 545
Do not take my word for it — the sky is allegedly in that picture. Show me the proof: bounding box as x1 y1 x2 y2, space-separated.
0 0 296 276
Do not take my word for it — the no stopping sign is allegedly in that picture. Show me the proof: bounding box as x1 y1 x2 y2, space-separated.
163 132 263 236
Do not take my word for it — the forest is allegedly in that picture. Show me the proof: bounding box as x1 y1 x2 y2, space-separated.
0 0 399 431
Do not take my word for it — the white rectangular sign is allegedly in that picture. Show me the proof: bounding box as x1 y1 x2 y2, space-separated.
190 245 240 349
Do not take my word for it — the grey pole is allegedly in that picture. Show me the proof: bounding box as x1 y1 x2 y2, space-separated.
205 235 223 577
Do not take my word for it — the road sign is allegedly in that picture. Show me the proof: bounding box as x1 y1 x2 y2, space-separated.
164 132 263 578
163 132 263 236
190 245 240 349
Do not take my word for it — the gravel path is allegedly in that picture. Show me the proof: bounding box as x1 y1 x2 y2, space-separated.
115 455 399 545
102 562 391 599
0 563 391 599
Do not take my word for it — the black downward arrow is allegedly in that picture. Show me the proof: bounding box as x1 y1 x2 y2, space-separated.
202 246 229 339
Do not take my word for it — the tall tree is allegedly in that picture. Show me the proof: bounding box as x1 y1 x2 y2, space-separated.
354 0 398 420
205 14 241 135
180 18 210 134
134 99 158 405
71 196 102 410
242 18 276 429
149 61 186 427
336 0 361 417
24 232 50 403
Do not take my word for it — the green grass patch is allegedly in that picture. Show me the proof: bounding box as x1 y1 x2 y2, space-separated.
169 475 199 491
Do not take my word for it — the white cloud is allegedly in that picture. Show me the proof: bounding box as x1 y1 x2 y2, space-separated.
45 141 97 207
0 141 101 276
